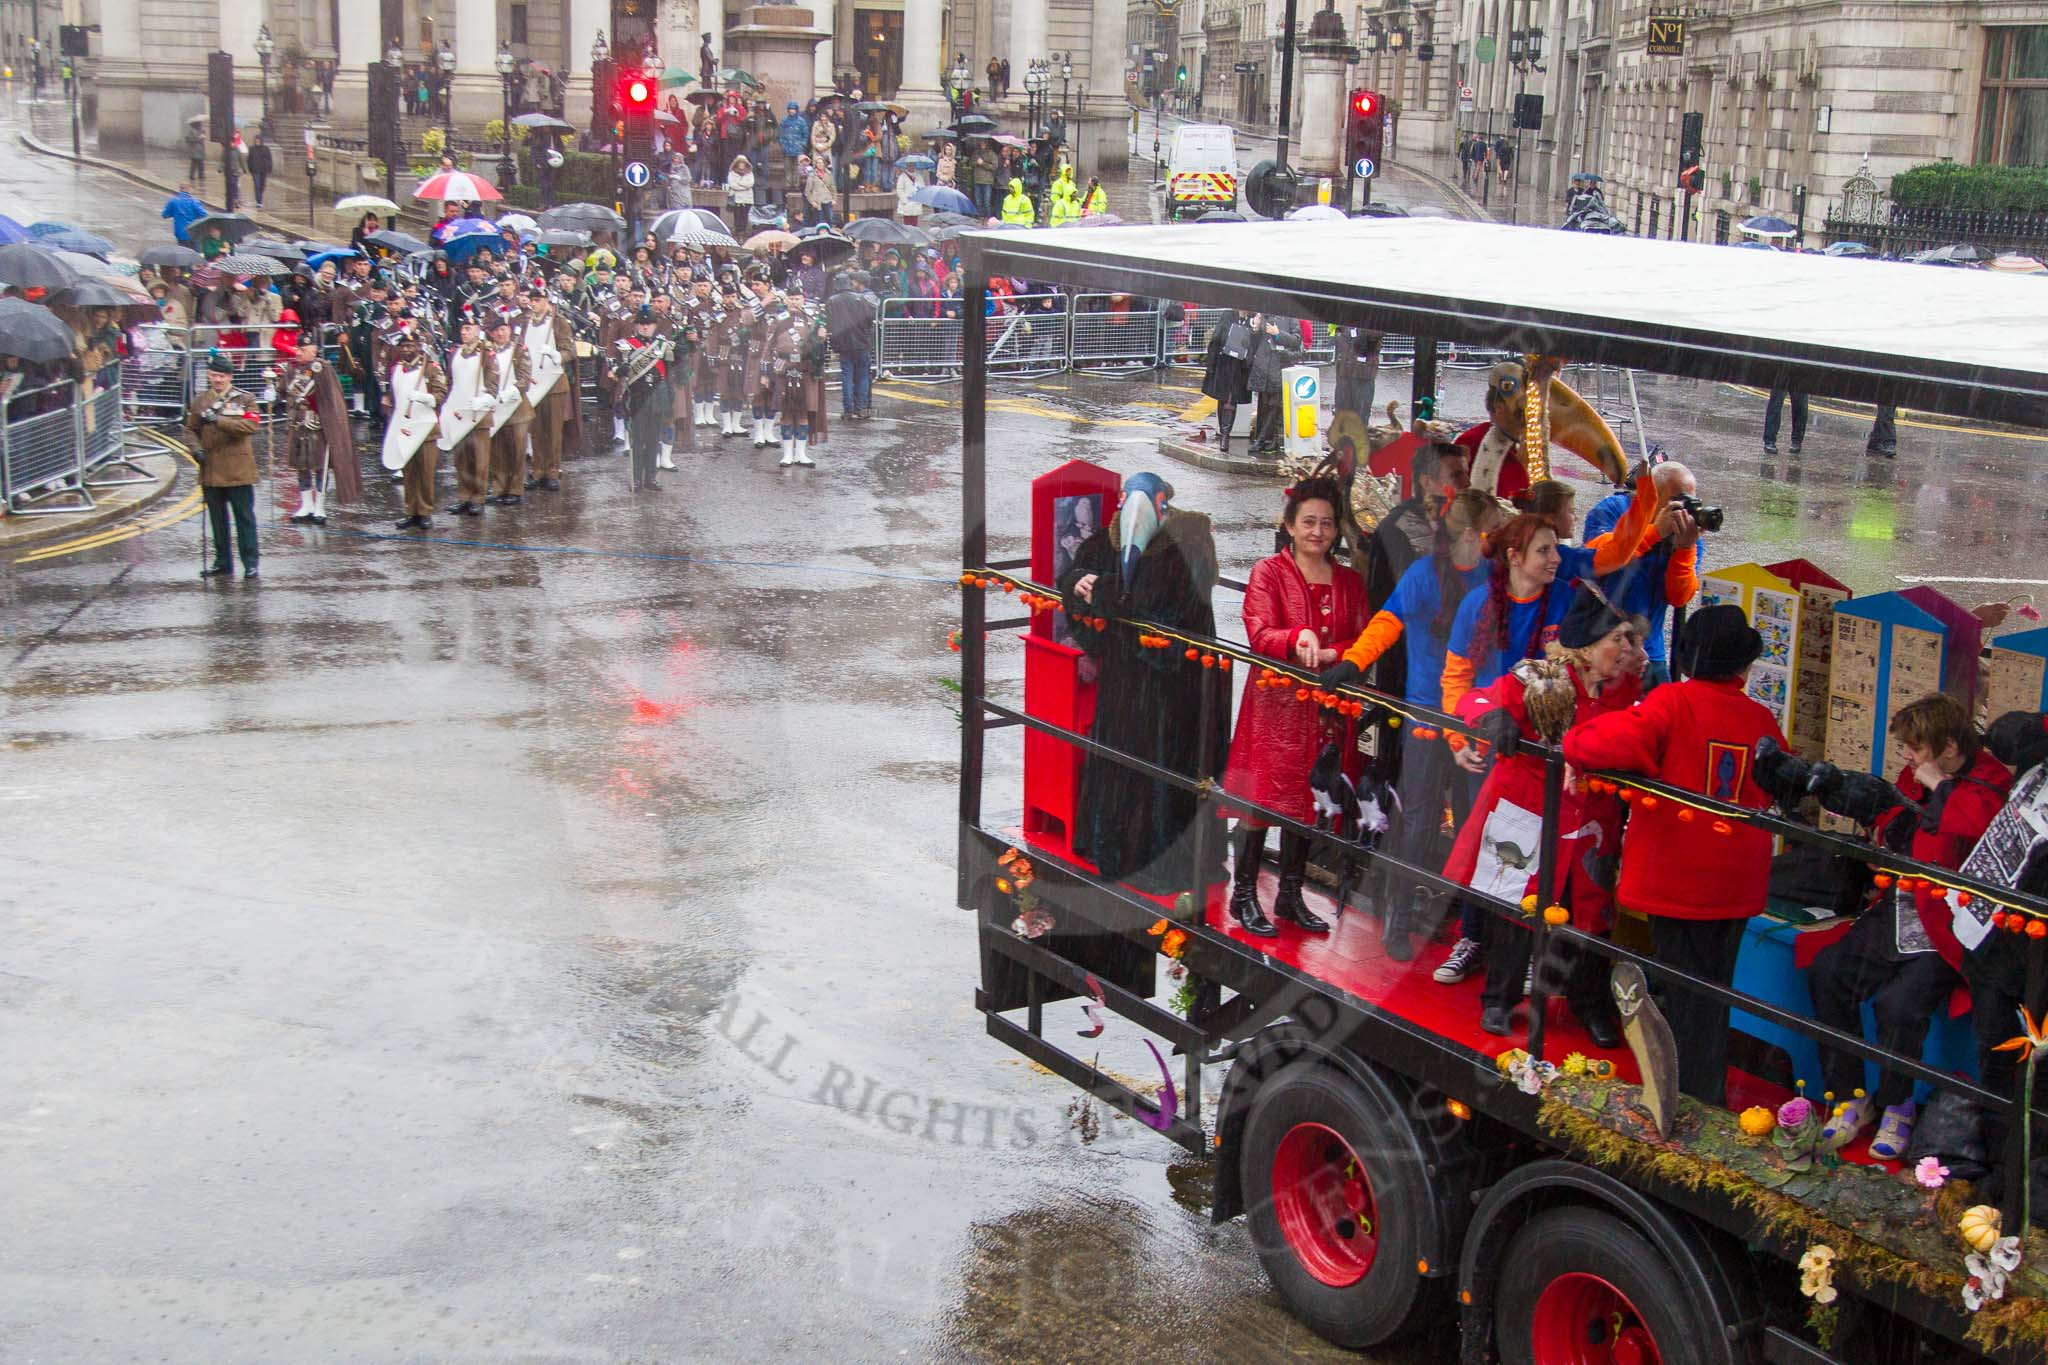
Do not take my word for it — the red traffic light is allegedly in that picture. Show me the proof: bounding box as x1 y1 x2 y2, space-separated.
623 77 653 108
1350 90 1380 119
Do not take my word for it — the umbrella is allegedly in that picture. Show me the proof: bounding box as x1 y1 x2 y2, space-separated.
718 68 763 89
921 127 960 142
649 208 728 241
27 221 76 237
0 243 82 289
683 89 723 107
992 134 1029 150
334 194 400 215
1073 213 1124 227
533 229 594 250
920 211 977 230
657 67 697 90
1732 240 1777 251
139 243 203 269
42 229 116 257
539 202 626 232
496 212 539 233
0 215 30 245
440 231 507 263
898 153 936 172
412 169 503 202
186 212 259 243
796 231 856 265
1908 244 1984 266
654 108 682 125
303 249 360 271
855 100 894 115
845 217 928 247
49 281 160 324
239 238 316 261
666 223 738 250
1197 210 1247 223
0 297 80 362
1286 204 1348 222
910 185 975 216
1822 241 1873 257
51 250 125 279
952 114 997 135
744 229 802 252
1738 214 1798 238
441 216 497 239
1989 254 2048 274
511 111 577 131
209 253 295 276
363 229 430 256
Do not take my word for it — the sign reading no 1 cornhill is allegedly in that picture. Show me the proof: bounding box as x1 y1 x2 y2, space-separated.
1647 14 1686 56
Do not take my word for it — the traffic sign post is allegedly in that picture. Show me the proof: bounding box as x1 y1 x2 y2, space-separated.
623 160 650 188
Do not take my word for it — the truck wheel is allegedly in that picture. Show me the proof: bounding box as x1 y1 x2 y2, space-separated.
1494 1207 1702 1365
1241 1060 1439 1349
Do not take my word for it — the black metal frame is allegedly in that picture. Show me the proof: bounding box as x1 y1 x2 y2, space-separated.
956 219 2048 1359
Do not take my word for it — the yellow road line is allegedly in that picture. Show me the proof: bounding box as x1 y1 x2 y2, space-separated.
13 430 203 564
1726 385 2048 444
871 385 1166 430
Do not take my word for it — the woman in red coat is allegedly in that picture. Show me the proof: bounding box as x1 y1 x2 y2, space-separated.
1450 583 1647 1044
1222 477 1368 937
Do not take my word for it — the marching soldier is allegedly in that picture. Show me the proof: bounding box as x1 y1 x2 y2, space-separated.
785 281 830 460
346 276 394 428
685 275 718 430
605 305 671 492
187 352 264 579
714 280 750 439
743 271 777 448
645 289 692 470
438 312 498 517
521 285 576 493
279 327 360 524
383 324 448 529
485 313 534 506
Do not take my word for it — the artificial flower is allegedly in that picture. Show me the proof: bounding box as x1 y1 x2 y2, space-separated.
1964 1251 2009 1310
1159 928 1188 958
1994 1005 2048 1065
1778 1097 1813 1129
1916 1156 1950 1188
1992 1235 2024 1273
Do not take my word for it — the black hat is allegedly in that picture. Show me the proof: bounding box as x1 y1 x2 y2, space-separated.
205 351 233 375
1558 580 1639 649
635 304 655 323
1676 604 1764 681
1987 710 2048 777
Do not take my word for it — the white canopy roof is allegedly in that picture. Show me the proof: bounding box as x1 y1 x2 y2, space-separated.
961 217 2048 425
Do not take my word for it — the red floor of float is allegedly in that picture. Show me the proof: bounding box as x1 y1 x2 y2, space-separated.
1012 824 1895 1172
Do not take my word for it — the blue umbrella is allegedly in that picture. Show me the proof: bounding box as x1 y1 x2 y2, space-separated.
1822 241 1873 257
1738 214 1797 239
439 230 506 264
304 248 362 270
911 184 975 215
1733 240 1777 251
27 221 76 237
0 215 29 245
898 153 936 172
443 216 498 238
42 229 115 257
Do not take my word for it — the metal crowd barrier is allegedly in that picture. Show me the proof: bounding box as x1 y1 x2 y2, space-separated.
1070 294 1166 373
122 324 197 419
3 379 87 514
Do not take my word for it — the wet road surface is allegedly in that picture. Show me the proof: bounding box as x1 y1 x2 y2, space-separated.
5 93 2047 1365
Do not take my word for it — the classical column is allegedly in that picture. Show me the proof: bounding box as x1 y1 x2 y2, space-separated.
217 0 263 67
812 0 838 89
901 0 945 102
565 0 611 130
1009 0 1047 74
448 0 498 127
94 0 144 149
1088 0 1122 103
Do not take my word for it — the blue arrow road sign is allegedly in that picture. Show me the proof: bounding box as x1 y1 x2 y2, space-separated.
1353 157 1377 179
623 160 651 188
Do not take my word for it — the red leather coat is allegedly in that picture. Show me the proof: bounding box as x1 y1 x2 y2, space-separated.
1222 552 1368 823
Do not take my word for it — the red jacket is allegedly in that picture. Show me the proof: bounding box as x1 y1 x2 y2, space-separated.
1562 677 1785 921
1222 553 1368 823
1444 664 1637 931
1879 748 2011 971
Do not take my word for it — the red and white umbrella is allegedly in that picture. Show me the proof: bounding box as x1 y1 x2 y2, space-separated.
412 170 503 202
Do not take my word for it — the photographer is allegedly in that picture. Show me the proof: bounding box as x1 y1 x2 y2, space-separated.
1584 460 1706 689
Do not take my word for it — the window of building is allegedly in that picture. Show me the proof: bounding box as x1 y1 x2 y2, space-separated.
1978 26 2048 165
509 4 528 45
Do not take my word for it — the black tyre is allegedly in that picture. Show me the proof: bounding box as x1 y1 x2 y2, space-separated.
1240 1059 1442 1349
1494 1205 1714 1365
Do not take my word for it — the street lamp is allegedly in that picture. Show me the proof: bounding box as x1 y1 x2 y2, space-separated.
384 41 405 203
437 40 457 159
254 24 274 137
1024 59 1047 133
495 44 517 188
1059 52 1073 113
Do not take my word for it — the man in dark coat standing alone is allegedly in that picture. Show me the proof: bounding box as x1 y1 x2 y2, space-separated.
1200 309 1255 454
246 131 275 208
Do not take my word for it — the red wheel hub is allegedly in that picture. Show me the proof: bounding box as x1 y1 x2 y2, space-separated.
1269 1121 1377 1287
1529 1272 1663 1365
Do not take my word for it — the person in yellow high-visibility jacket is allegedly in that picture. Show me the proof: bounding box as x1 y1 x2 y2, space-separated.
1000 177 1036 226
1047 165 1080 226
1079 175 1111 218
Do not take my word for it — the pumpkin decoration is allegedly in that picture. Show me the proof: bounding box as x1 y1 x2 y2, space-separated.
1738 1106 1778 1143
1542 904 1570 926
1960 1204 2003 1254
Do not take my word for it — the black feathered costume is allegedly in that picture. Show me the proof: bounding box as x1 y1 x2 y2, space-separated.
1058 508 1230 895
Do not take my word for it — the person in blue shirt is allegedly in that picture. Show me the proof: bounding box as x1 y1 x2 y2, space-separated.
1321 490 1509 960
777 101 810 200
1582 460 1702 688
161 183 207 243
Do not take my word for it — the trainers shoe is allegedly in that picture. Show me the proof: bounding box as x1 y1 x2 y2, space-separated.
1869 1101 1917 1161
1434 936 1484 985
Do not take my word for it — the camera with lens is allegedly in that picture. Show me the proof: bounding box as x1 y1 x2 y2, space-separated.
1671 493 1723 533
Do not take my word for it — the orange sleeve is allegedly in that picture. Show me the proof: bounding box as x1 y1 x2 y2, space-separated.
1440 651 1478 735
1341 610 1406 672
1664 543 1698 608
1585 473 1657 576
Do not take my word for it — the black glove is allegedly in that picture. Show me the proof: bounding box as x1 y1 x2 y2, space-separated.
1318 659 1361 688
1472 706 1521 758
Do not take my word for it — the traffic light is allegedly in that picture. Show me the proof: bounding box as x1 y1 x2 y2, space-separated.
1677 110 1704 193
590 57 618 143
619 69 656 163
366 62 396 165
1345 90 1385 178
1176 63 1187 85
207 51 235 145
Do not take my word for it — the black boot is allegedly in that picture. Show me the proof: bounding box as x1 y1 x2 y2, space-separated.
1273 832 1330 933
1230 826 1276 938
1382 884 1427 962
